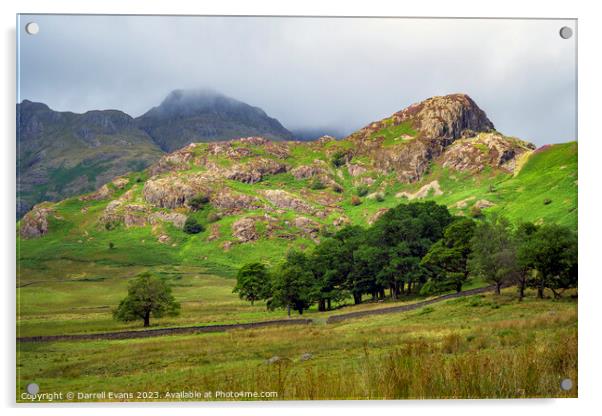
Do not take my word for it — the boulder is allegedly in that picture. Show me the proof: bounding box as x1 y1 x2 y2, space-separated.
263 190 314 214
19 204 53 238
474 199 495 209
143 174 213 209
149 212 187 229
212 189 262 213
232 217 258 242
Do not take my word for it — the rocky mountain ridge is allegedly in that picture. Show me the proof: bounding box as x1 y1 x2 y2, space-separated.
17 90 294 217
20 94 545 247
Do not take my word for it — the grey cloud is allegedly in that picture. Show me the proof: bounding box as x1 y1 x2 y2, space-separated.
18 15 576 145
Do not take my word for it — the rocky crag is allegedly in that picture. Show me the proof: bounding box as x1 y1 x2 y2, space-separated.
20 94 556 249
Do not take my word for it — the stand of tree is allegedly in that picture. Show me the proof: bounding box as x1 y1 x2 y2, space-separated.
234 202 578 315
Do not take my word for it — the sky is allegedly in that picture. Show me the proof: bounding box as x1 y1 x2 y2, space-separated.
17 15 576 145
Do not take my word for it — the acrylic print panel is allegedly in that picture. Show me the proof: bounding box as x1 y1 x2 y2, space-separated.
16 15 577 402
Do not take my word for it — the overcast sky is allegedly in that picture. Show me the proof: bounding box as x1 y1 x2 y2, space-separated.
18 15 576 145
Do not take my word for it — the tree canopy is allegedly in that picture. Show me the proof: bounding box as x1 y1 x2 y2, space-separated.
114 272 180 327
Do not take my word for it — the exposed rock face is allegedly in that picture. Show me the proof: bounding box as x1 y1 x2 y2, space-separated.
232 217 258 242
100 200 150 228
348 94 503 183
225 158 288 184
143 174 213 209
291 164 328 180
149 144 198 176
122 204 150 228
396 180 443 200
112 177 130 189
212 189 262 213
403 94 495 141
263 190 314 214
149 212 187 229
347 164 367 177
19 204 53 238
293 216 321 240
440 132 535 173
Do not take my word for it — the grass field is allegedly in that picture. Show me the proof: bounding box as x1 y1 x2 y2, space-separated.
18 261 488 337
17 288 577 401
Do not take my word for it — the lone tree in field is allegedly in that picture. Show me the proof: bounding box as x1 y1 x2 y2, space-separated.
233 262 271 305
114 272 180 327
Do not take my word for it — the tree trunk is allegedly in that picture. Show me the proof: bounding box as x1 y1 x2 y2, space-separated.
456 281 462 293
495 282 501 295
251 299 255 306
318 299 326 312
538 278 545 299
143 311 150 327
518 278 526 301
353 293 362 305
327 299 332 310
287 304 291 317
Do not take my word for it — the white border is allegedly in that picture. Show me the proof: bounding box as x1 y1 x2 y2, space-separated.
2 1 601 415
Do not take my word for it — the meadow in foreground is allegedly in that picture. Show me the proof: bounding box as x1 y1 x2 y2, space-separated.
17 288 577 401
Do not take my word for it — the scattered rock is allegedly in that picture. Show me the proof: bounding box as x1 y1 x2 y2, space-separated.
266 356 283 365
232 217 259 242
79 184 112 201
332 216 351 227
347 164 367 177
212 189 262 213
453 196 476 209
263 190 314 214
300 353 313 361
157 234 170 244
474 199 495 209
19 204 53 238
293 216 321 240
111 177 130 189
149 212 187 229
396 180 443 200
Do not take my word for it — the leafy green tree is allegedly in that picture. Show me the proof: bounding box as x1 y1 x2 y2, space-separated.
328 226 367 305
520 224 577 298
468 216 518 295
514 222 540 300
370 201 453 297
114 272 180 327
421 218 476 293
268 251 315 316
233 262 271 305
183 217 204 234
309 238 349 311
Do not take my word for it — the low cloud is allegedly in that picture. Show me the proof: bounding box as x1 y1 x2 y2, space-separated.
18 15 576 145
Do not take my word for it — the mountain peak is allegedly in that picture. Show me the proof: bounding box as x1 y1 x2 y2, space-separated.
136 89 294 152
350 93 494 145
